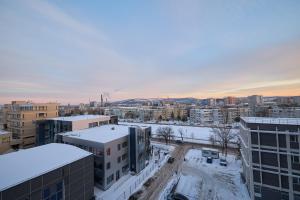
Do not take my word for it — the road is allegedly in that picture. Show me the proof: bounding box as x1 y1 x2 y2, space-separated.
139 144 189 200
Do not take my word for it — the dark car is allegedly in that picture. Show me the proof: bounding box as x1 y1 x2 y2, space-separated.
167 193 189 200
206 157 213 164
175 140 184 144
168 157 175 164
220 158 227 166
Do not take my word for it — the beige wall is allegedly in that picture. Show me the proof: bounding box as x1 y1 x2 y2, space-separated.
0 131 12 154
7 101 59 148
72 116 110 131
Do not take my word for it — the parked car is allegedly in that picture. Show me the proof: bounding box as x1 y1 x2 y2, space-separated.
175 140 183 144
168 157 175 164
219 158 227 166
206 157 213 164
167 193 189 200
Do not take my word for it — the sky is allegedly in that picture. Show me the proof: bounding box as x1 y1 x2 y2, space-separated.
0 0 300 104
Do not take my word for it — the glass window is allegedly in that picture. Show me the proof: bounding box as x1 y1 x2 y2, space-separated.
107 148 111 156
107 162 111 169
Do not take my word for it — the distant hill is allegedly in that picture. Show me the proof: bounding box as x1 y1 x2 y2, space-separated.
111 97 200 106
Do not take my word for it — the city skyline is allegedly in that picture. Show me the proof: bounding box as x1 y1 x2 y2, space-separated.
1 0 300 104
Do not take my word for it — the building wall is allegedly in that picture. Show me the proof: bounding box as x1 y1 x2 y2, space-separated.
6 101 59 148
0 155 94 200
0 131 12 154
240 118 300 200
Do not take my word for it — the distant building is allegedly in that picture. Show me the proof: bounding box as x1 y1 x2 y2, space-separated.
58 124 151 190
0 143 94 200
268 107 300 118
224 96 237 106
240 117 300 200
36 115 111 146
5 101 59 149
0 130 12 154
248 95 263 106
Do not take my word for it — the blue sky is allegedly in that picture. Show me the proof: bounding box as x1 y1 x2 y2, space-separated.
0 0 300 103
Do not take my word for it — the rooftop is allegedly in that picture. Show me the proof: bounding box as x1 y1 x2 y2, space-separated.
50 114 110 122
60 125 134 143
241 117 300 125
0 143 92 191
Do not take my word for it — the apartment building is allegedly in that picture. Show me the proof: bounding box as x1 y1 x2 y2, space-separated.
268 107 300 118
240 117 300 200
5 101 59 148
0 130 12 154
190 108 223 125
57 124 151 190
36 115 111 145
0 104 9 130
0 143 94 200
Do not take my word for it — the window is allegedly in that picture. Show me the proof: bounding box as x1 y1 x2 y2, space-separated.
122 164 128 173
106 148 111 156
107 174 114 184
106 162 111 169
122 141 128 148
118 156 121 163
118 144 121 150
291 135 298 143
292 155 300 164
122 153 128 160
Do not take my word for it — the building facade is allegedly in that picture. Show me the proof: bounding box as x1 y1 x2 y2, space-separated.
0 130 12 154
5 101 59 148
36 115 111 145
240 117 300 200
58 125 151 190
0 143 94 200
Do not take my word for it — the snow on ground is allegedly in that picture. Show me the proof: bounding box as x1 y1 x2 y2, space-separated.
94 143 175 200
120 122 239 145
183 149 249 200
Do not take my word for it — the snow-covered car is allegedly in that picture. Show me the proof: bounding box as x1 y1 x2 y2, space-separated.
168 157 175 164
167 193 189 200
219 158 227 166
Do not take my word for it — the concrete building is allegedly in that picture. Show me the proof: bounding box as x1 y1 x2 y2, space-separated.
240 117 300 200
248 95 263 106
0 143 94 200
268 107 300 118
5 101 59 149
224 96 237 106
0 104 9 130
58 124 151 190
0 130 12 154
36 115 111 145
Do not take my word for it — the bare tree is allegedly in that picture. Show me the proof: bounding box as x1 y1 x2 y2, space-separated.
210 125 236 157
210 108 237 157
156 126 174 144
178 128 184 141
209 134 216 146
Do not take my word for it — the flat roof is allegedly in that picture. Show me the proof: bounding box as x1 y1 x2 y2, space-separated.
242 117 300 125
61 125 133 143
50 114 110 122
0 143 92 191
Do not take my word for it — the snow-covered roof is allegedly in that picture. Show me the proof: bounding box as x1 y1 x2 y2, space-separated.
60 125 131 143
0 143 92 191
50 114 110 122
175 175 201 199
242 117 300 125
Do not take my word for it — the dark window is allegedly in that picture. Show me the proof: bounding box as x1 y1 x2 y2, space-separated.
106 148 111 156
280 154 288 168
251 132 258 145
253 170 261 183
107 174 114 184
122 153 127 160
43 188 50 198
292 155 300 164
261 152 278 167
281 175 289 189
252 151 259 164
281 192 289 200
106 162 111 169
278 134 286 148
262 172 279 187
122 141 128 148
118 156 121 163
118 144 121 150
291 135 298 142
260 133 277 147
